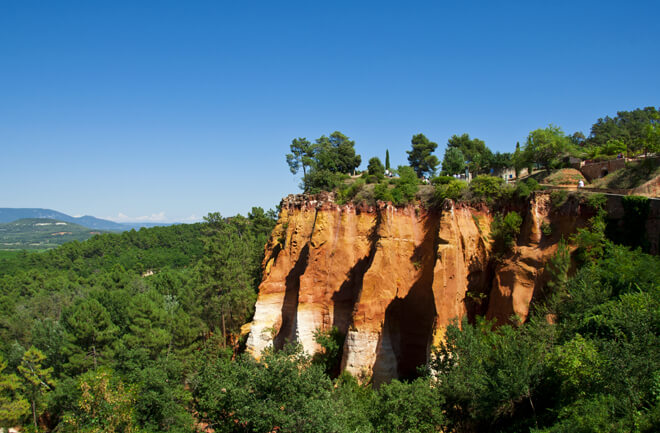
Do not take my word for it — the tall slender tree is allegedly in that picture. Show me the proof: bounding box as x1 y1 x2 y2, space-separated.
18 347 53 431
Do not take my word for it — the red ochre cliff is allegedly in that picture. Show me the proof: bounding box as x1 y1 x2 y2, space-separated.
244 192 591 384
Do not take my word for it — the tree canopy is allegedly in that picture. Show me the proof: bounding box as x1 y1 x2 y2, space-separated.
441 147 466 175
446 133 492 176
523 124 571 169
407 133 439 177
285 131 361 193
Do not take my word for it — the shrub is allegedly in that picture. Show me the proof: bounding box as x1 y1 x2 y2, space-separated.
469 176 504 202
490 211 523 255
335 178 365 204
517 177 542 199
303 169 344 193
541 222 552 236
389 166 419 205
367 157 385 177
374 182 393 203
431 175 454 186
550 190 568 210
433 180 468 206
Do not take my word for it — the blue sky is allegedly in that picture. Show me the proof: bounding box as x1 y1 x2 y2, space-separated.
1 0 658 222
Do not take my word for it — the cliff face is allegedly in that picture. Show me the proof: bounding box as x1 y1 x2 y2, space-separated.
245 192 591 384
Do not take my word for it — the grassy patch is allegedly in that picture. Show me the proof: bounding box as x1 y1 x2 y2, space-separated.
529 168 586 186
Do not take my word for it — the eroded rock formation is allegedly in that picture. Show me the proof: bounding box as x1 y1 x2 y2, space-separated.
245 192 593 384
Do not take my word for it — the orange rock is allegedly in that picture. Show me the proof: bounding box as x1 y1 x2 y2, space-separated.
246 192 594 382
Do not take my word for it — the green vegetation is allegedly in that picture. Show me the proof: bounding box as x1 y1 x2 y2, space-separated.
0 218 107 250
286 131 361 193
445 133 492 177
441 147 466 175
490 211 523 255
528 168 586 186
373 166 420 206
469 175 505 203
1 191 658 432
0 208 276 432
407 133 439 178
284 108 659 203
523 125 572 169
586 107 660 156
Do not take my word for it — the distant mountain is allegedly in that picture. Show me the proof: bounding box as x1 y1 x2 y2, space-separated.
0 218 106 250
0 208 170 231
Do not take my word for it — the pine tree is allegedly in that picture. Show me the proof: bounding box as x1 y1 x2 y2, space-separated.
385 149 390 171
18 347 53 431
0 354 29 430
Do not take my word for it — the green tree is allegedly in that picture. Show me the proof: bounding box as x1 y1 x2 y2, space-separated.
0 354 29 429
441 147 466 175
513 141 525 178
18 347 54 431
63 298 119 373
193 344 341 433
490 211 523 255
642 123 660 156
432 317 552 432
390 166 419 205
286 137 315 178
489 152 513 172
367 157 385 177
385 149 391 170
407 133 439 177
314 131 361 175
469 175 504 202
60 368 137 433
371 378 445 433
587 106 659 155
292 131 362 192
524 124 570 169
446 133 492 177
199 213 257 346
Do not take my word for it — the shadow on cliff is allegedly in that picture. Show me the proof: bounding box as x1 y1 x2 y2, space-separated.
331 255 371 334
331 208 382 335
274 243 309 350
372 212 439 384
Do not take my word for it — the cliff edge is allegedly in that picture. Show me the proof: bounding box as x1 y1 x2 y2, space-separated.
244 191 651 384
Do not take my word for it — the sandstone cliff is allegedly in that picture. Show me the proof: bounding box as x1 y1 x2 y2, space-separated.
245 192 597 384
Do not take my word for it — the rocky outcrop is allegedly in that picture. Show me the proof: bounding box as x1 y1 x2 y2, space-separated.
245 192 597 384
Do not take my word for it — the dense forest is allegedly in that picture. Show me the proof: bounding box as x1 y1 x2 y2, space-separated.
1 195 658 432
1 106 659 432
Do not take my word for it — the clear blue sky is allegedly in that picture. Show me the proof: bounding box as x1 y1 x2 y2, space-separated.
1 0 658 222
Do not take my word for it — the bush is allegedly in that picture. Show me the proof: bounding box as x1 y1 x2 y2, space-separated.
490 211 523 255
433 180 468 206
431 175 454 186
514 178 541 199
303 169 344 194
469 176 504 202
550 190 568 210
367 157 385 177
388 166 419 205
335 179 365 205
374 183 393 203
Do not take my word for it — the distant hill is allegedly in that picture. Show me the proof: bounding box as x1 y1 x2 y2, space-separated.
0 218 107 250
0 208 169 231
